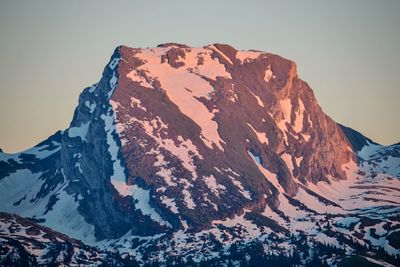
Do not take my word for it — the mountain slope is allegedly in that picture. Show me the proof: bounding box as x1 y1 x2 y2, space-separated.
0 212 131 266
0 43 399 265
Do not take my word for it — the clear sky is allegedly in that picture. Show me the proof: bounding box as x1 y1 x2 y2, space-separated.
0 0 399 153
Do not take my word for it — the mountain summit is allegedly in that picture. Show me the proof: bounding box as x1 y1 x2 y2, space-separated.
1 44 399 266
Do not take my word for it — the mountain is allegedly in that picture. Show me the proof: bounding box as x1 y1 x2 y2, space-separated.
1 43 399 266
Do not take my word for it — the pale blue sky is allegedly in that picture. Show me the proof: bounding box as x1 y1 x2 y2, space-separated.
0 0 399 152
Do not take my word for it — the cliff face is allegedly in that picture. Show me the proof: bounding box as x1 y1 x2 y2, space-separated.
107 44 354 227
0 44 399 265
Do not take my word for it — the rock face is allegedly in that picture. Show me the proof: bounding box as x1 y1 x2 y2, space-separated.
0 43 399 265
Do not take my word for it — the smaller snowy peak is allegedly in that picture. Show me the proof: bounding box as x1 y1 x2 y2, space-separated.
339 124 399 177
339 124 378 153
0 131 62 164
367 142 400 160
0 212 124 266
357 141 383 160
358 141 400 178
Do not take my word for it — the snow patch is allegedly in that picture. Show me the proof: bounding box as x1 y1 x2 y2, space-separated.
0 169 97 244
106 57 121 99
213 211 262 240
293 99 305 133
295 156 303 167
130 96 147 111
68 122 90 142
335 217 360 228
277 98 292 143
227 174 252 200
294 187 343 214
264 66 274 83
101 108 128 196
358 141 381 160
131 47 228 151
182 187 196 209
153 153 176 187
131 184 171 227
236 51 262 64
136 116 202 180
249 91 264 108
204 175 226 197
88 84 97 93
248 150 283 192
109 58 119 70
126 70 153 89
4 141 61 162
41 184 96 243
0 170 46 215
161 196 179 214
281 153 294 175
247 123 268 145
84 100 96 113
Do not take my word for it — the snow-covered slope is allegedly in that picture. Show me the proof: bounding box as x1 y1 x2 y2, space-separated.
0 43 399 266
0 212 128 266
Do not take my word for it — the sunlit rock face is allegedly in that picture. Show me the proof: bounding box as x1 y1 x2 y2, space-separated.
107 43 357 228
1 43 399 266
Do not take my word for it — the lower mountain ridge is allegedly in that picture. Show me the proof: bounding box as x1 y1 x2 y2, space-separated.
1 43 399 266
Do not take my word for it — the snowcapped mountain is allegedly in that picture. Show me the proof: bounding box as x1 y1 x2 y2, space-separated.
1 43 399 266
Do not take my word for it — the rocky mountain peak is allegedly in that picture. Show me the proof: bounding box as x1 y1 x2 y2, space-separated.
60 44 359 231
51 43 358 235
108 43 353 188
1 43 399 266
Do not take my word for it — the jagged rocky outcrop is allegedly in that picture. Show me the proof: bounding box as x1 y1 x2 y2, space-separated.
0 212 129 266
0 43 399 265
